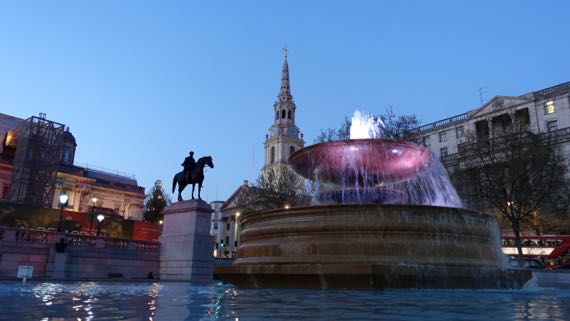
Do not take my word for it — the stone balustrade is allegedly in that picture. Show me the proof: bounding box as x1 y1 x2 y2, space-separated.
0 227 159 252
0 226 161 279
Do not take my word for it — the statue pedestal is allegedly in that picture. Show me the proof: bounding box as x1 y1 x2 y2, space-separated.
159 199 214 282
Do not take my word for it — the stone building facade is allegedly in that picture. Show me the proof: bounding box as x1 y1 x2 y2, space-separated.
0 112 145 220
263 51 305 171
412 82 570 169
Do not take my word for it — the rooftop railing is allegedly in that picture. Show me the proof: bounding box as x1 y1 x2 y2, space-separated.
415 113 469 134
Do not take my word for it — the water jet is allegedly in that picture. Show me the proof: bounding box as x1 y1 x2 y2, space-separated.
216 111 531 289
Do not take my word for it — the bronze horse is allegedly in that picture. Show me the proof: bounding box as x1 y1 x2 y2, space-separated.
172 156 214 201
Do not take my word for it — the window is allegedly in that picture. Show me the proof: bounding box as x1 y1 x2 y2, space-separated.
282 109 286 118
290 146 295 156
275 111 279 120
547 120 558 132
225 236 230 246
455 126 464 139
226 223 231 230
422 136 431 147
440 147 448 157
288 110 291 119
213 223 218 230
270 146 275 164
439 131 447 143
544 100 555 114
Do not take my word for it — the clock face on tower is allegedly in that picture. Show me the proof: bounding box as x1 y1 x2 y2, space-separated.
270 126 278 137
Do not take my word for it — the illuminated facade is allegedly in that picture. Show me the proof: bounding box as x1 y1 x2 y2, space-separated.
0 112 145 220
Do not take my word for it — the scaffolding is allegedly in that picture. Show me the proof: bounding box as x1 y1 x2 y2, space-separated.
8 114 65 208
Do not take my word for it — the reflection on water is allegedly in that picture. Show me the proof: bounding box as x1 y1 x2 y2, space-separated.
0 281 569 321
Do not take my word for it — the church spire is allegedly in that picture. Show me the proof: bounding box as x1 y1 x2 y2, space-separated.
278 47 292 101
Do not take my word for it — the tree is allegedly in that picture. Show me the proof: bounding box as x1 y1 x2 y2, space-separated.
379 106 421 141
451 125 570 259
314 117 351 143
314 109 420 143
142 180 171 223
237 165 309 212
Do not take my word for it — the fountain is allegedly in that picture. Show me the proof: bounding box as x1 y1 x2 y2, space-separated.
216 111 531 289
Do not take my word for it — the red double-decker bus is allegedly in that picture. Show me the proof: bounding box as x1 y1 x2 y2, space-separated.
501 235 570 269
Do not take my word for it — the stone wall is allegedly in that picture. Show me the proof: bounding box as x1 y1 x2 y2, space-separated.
0 227 159 279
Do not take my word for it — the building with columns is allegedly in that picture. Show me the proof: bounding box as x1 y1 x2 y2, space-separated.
412 81 570 169
0 112 145 220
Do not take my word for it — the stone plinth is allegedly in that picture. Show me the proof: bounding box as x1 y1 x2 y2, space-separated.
160 199 214 282
52 253 67 278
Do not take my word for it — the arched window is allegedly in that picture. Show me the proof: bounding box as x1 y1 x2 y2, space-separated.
275 111 279 120
270 146 275 164
281 109 286 119
288 110 291 119
290 146 295 156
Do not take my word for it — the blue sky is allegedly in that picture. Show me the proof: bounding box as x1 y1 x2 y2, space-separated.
1 1 569 201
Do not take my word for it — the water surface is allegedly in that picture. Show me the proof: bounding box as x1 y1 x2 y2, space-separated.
0 281 569 321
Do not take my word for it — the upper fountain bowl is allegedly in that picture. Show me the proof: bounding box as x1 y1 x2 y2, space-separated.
289 139 432 185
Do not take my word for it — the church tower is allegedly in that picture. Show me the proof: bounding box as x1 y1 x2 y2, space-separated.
263 50 305 170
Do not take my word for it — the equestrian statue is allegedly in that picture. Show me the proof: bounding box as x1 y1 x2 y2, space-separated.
172 151 214 201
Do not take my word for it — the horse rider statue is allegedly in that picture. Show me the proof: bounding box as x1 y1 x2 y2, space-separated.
182 151 196 182
173 151 214 201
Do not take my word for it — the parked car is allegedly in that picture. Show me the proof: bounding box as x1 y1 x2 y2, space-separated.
508 258 545 269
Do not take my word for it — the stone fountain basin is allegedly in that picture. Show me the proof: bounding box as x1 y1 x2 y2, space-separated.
289 139 432 185
216 204 531 289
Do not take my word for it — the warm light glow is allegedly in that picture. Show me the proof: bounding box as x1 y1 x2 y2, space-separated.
502 247 555 256
5 131 14 146
59 193 69 205
284 204 290 209
159 220 163 225
96 214 105 222
236 212 240 218
91 197 98 205
545 100 555 114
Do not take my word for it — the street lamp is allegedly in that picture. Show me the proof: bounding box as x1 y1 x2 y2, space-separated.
96 214 105 237
89 197 98 234
57 193 69 232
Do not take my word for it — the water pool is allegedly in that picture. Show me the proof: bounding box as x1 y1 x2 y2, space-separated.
0 281 568 321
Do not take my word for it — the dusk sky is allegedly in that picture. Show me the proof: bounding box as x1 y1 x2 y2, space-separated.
1 1 569 201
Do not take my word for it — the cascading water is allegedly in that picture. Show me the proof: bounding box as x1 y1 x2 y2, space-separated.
217 110 531 289
309 110 462 208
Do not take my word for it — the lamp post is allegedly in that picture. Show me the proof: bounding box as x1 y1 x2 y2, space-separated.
96 214 105 237
89 197 98 234
57 193 69 232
